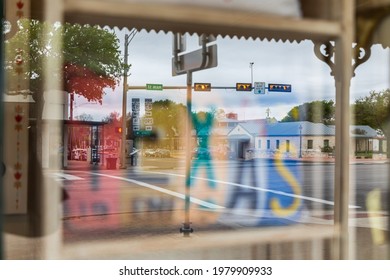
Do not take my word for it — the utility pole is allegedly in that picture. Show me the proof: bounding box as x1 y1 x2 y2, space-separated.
120 29 137 169
250 62 254 92
181 71 194 236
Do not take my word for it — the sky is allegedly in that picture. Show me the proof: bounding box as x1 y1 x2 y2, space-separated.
72 29 390 122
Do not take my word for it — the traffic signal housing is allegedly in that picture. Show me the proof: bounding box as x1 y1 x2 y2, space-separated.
194 83 211 91
115 127 122 133
268 84 292 92
236 83 252 91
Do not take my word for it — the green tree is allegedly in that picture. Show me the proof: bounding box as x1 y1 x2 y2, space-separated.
352 89 390 157
151 99 186 141
281 100 335 124
5 19 123 104
4 19 124 231
5 19 123 163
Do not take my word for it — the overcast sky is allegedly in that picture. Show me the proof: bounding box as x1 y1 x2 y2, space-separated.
72 29 390 121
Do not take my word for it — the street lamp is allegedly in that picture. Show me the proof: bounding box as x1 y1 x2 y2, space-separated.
299 124 303 158
120 29 137 169
249 62 254 91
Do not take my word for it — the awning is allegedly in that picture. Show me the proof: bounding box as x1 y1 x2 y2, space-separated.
30 0 344 43
50 0 389 48
228 134 251 141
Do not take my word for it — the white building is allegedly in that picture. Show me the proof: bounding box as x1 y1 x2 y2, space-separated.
227 121 386 159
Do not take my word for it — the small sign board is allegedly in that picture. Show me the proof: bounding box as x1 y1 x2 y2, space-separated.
146 84 163 91
172 45 218 76
144 118 154 125
135 130 154 137
254 82 266 94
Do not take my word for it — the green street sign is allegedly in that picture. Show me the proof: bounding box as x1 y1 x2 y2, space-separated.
134 130 155 137
146 84 163 91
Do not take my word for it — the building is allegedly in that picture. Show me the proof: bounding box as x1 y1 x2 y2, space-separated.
228 121 386 159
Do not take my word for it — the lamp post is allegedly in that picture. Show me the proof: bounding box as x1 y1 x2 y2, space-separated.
120 29 137 169
249 62 254 91
299 124 303 158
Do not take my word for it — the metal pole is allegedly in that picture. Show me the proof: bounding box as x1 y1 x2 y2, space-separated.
250 62 254 92
120 30 137 169
299 125 302 158
70 93 74 120
120 34 129 169
180 71 194 236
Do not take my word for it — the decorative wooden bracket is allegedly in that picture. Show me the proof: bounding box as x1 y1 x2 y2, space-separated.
314 7 389 77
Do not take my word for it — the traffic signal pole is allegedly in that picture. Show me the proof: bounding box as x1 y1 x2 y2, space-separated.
120 30 137 169
180 71 194 236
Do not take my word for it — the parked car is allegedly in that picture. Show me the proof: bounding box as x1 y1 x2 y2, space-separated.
144 149 156 157
155 148 171 158
72 148 87 161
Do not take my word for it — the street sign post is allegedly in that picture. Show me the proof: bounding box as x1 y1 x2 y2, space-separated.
172 45 218 76
254 82 266 94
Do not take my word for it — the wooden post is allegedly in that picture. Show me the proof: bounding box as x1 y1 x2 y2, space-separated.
333 0 355 260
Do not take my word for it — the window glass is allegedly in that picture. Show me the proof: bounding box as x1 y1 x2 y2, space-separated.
308 139 313 149
2 2 389 261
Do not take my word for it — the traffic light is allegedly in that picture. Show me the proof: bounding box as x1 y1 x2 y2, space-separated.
236 83 252 91
115 127 122 133
194 83 211 91
268 84 292 92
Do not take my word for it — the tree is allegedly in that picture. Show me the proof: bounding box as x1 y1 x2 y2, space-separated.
281 100 335 124
6 19 123 103
352 89 390 158
151 99 186 141
102 111 122 142
75 113 94 121
102 111 121 124
4 19 124 232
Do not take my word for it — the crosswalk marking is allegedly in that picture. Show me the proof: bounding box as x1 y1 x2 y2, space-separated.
49 172 84 181
79 171 225 209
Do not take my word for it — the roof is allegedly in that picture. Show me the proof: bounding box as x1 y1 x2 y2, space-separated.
217 118 241 123
212 127 233 136
231 121 383 138
64 120 107 126
228 134 251 141
47 1 390 49
38 0 341 45
350 125 380 138
236 121 335 137
264 121 335 136
238 119 276 135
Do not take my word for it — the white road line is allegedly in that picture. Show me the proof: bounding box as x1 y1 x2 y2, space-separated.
49 172 84 181
78 171 224 209
140 170 361 209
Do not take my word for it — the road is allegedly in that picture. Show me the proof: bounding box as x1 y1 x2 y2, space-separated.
59 158 389 242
